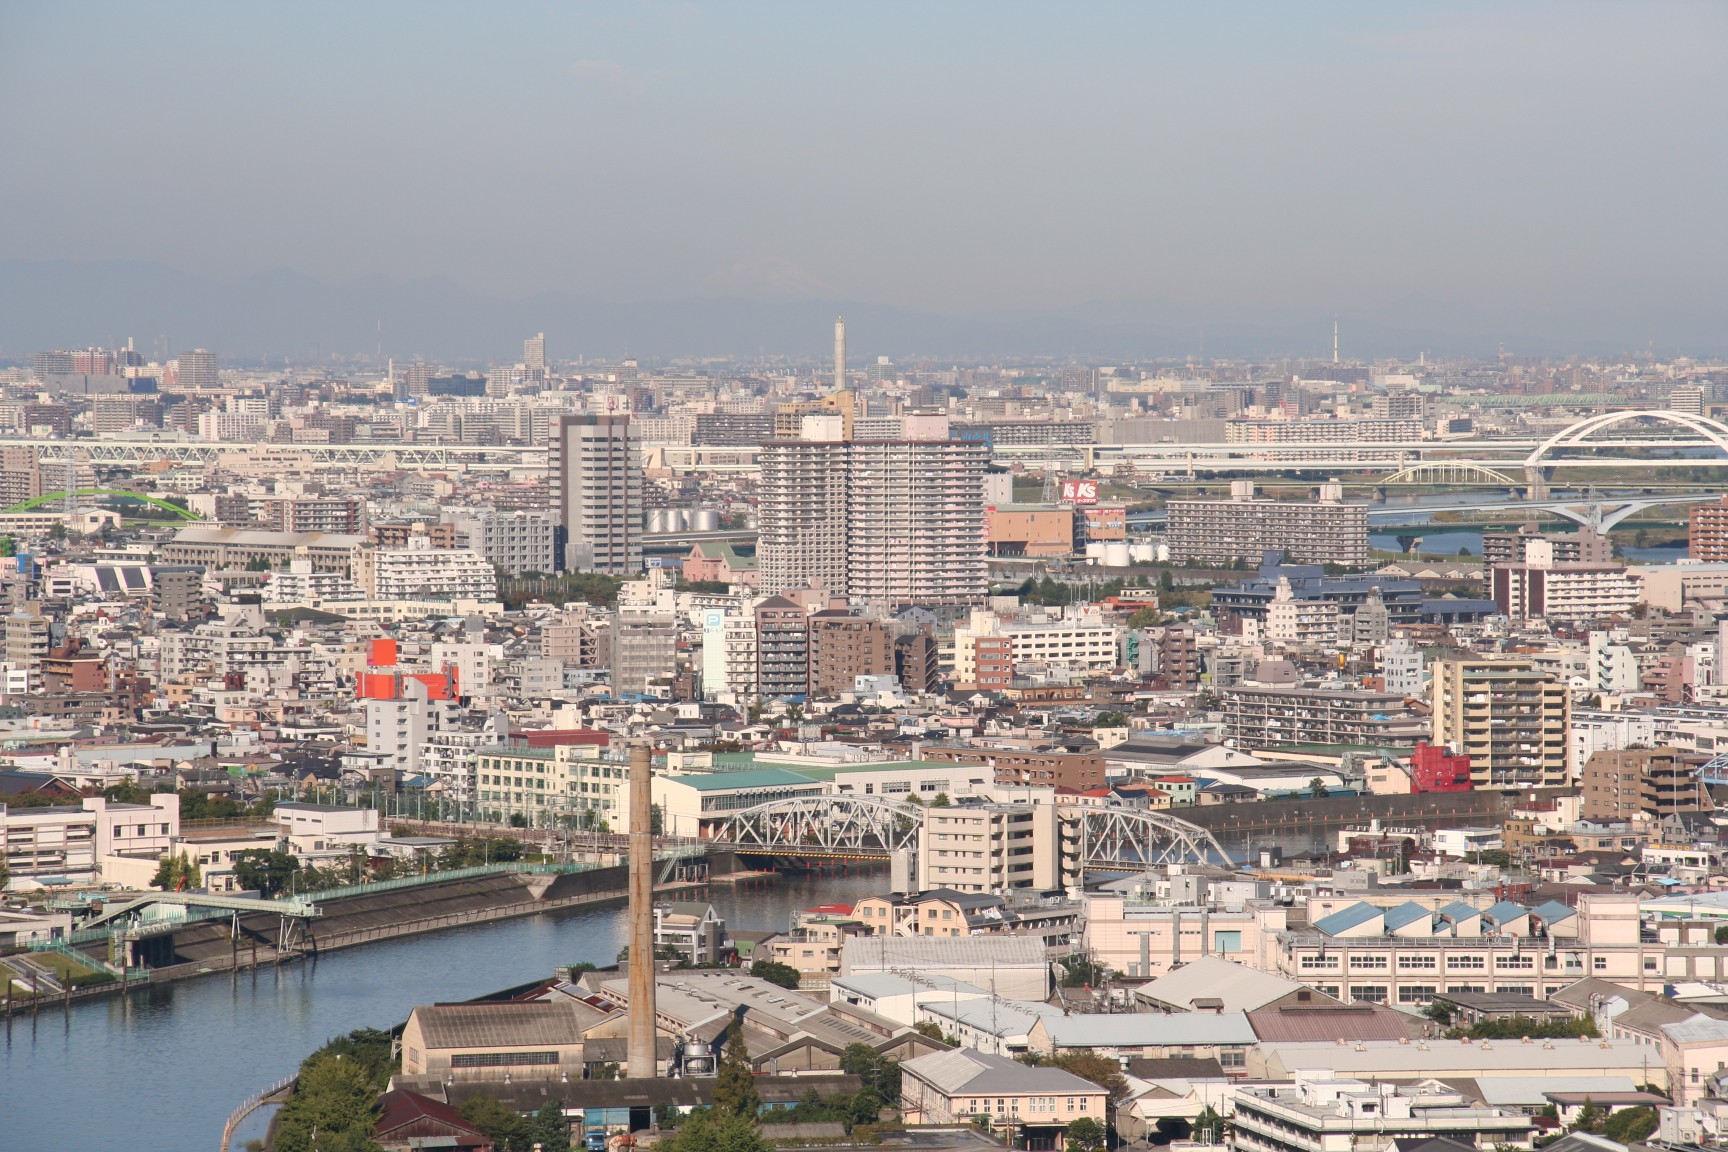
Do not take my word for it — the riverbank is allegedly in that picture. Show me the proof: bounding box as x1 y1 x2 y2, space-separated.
0 865 712 1017
0 869 885 1152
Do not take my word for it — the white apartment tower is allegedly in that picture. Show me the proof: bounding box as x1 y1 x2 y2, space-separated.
524 332 546 373
758 432 988 606
556 414 642 574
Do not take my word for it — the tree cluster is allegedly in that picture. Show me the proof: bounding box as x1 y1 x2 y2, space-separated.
151 851 202 891
273 1029 395 1152
458 1097 570 1152
750 959 801 990
1445 1015 1598 1041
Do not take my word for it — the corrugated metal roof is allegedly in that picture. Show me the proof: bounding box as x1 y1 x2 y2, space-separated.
1039 1010 1257 1048
905 1048 1106 1095
411 1001 586 1049
1313 901 1384 936
1247 1004 1422 1044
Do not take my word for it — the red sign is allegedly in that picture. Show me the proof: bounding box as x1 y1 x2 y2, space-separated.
1060 479 1099 505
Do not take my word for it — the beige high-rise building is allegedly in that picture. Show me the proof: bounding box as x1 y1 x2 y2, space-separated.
555 414 641 574
1429 659 1570 790
757 434 987 606
917 802 1081 893
524 332 546 373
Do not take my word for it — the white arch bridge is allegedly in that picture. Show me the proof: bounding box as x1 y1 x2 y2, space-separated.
710 796 1233 886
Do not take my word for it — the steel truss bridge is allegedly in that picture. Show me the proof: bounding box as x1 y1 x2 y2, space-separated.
710 796 1233 884
73 890 322 964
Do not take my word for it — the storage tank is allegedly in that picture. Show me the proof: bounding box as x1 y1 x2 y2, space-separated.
1084 543 1107 561
647 510 670 533
1129 543 1156 563
1102 543 1132 567
691 509 720 532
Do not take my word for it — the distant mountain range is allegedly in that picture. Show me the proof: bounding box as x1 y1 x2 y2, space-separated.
1 260 1721 365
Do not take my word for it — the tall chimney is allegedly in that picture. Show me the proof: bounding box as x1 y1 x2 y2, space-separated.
626 743 657 1078
833 317 846 393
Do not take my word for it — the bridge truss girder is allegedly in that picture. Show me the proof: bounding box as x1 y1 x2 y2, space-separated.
1079 808 1235 871
717 795 924 854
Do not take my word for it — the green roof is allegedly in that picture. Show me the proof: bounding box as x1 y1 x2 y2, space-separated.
661 769 822 792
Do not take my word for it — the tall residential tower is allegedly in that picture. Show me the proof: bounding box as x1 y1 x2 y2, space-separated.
555 414 641 574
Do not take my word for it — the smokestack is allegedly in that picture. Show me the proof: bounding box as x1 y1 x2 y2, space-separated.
833 317 846 393
626 743 656 1078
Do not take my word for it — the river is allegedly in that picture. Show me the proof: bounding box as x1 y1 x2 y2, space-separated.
0 870 884 1151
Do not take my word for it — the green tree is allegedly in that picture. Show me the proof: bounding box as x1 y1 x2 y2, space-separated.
1307 777 1328 799
930 792 951 807
839 1043 901 1105
460 1096 532 1152
151 851 202 891
1066 1117 1107 1152
527 1102 572 1152
1126 607 1160 630
1570 1098 1608 1135
273 1055 385 1152
714 1021 760 1118
1602 1106 1658 1144
662 1109 773 1152
912 1021 946 1041
751 959 800 989
1193 1104 1225 1145
232 848 302 896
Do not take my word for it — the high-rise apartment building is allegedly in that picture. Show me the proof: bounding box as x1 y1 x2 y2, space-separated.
1166 481 1368 567
174 349 220 390
1429 659 1570 790
808 611 894 696
1689 496 1728 563
758 441 850 595
524 332 546 373
757 435 987 606
555 414 641 574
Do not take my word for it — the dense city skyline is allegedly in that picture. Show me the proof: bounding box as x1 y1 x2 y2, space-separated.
4 3 1726 358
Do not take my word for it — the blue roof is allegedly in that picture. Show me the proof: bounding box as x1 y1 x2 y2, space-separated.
1384 901 1435 932
1437 901 1481 923
1313 901 1383 936
1531 900 1577 924
1483 901 1530 925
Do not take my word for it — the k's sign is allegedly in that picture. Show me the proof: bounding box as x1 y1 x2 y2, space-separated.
1060 479 1099 505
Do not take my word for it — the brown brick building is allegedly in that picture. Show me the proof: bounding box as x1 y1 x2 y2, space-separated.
1690 496 1728 563
807 611 894 697
923 745 1108 791
1580 747 1707 823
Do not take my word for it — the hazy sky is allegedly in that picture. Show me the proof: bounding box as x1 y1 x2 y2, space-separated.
3 2 1724 326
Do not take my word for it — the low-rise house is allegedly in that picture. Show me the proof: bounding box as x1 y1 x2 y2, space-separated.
373 1089 495 1152
1027 1011 1258 1070
900 1047 1108 1147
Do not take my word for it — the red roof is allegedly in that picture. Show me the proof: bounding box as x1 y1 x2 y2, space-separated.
375 1089 493 1149
805 902 855 915
513 729 611 748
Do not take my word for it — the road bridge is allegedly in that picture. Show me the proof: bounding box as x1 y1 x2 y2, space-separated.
9 437 546 471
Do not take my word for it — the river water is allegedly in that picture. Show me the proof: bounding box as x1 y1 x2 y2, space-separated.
0 871 883 1151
